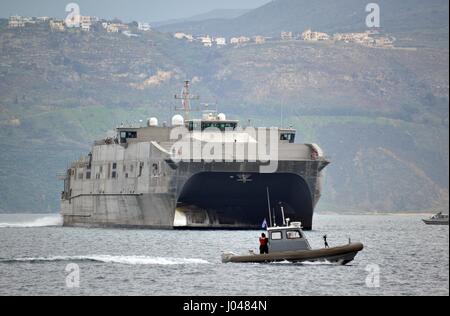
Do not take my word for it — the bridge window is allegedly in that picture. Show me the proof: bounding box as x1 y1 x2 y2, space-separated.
286 230 302 239
270 231 283 240
188 122 237 132
152 163 160 177
280 133 295 143
188 121 201 131
204 122 237 131
119 131 137 143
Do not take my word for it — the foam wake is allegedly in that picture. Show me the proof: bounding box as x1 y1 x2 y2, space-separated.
0 255 209 265
0 215 63 228
299 260 339 266
270 260 339 266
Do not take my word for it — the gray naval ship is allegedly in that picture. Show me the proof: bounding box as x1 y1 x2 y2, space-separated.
60 81 329 230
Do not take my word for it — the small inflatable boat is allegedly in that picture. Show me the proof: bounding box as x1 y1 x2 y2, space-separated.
222 222 363 265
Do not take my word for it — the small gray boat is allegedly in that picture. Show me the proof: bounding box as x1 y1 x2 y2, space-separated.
222 222 364 265
423 212 449 225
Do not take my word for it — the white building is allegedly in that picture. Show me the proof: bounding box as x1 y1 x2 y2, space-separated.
174 32 194 41
240 36 251 43
36 16 50 23
22 17 34 24
81 16 98 24
254 35 266 44
334 32 372 44
200 36 213 47
174 32 186 39
8 16 26 28
302 29 330 41
215 37 227 46
230 36 251 45
49 20 65 32
281 31 293 40
107 23 128 33
230 37 239 44
8 20 25 28
81 22 91 32
374 37 394 48
138 22 151 31
79 16 94 31
173 32 186 39
107 25 119 33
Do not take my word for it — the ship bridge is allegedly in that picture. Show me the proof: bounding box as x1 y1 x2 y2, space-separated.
186 118 239 132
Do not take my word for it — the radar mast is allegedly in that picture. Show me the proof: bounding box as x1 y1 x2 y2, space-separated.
175 80 200 120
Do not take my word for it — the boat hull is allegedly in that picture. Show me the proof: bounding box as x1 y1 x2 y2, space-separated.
222 243 364 265
423 219 449 225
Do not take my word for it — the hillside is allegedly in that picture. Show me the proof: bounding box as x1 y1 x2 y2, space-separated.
151 9 250 27
0 23 448 213
158 0 449 48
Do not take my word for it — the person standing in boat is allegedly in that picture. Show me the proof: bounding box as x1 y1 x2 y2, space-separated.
323 235 330 248
259 233 269 254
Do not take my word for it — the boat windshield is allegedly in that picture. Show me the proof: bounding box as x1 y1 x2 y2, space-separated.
270 231 282 240
286 230 302 239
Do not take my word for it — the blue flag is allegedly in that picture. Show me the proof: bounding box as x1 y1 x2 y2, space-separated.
261 219 268 229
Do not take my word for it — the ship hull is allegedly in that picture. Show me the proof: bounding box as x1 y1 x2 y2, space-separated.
62 193 176 229
61 160 326 230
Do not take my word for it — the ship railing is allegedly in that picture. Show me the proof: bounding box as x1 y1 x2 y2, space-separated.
56 172 68 180
94 140 107 146
94 137 118 146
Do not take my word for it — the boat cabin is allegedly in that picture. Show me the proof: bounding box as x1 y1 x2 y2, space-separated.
267 222 311 252
432 212 449 219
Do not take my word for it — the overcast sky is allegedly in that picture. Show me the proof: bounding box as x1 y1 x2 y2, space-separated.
0 0 272 22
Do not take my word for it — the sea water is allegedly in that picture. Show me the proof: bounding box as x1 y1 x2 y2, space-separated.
0 213 448 296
